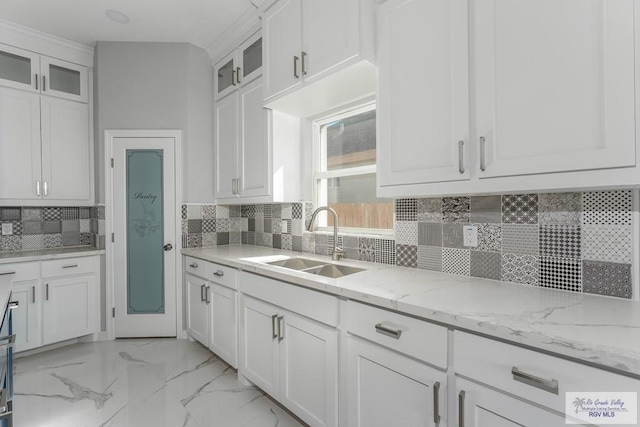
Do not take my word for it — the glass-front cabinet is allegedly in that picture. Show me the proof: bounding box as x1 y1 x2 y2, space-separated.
214 31 262 100
0 43 88 103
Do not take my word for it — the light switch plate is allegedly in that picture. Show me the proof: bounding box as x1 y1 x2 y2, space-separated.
463 225 478 247
1 223 13 236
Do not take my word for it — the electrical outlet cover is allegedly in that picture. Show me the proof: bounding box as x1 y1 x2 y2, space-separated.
1 223 13 236
463 225 478 247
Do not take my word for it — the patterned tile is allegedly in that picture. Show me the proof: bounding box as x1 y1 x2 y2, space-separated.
395 221 418 245
292 203 303 219
202 233 217 247
187 233 202 248
202 219 216 233
241 218 249 232
502 194 538 224
476 223 501 252
258 233 273 247
418 223 442 246
80 207 91 219
581 225 632 264
264 219 273 234
241 205 255 219
97 206 105 220
395 199 417 221
442 248 470 276
343 236 359 249
359 238 376 262
442 223 464 249
0 208 21 221
188 219 202 234
181 234 188 249
417 198 442 222
61 207 80 220
9 221 21 235
62 232 80 246
281 204 292 220
583 260 632 299
247 232 256 245
0 235 21 252
302 234 315 253
181 219 188 234
292 236 302 252
539 257 581 292
21 208 42 222
539 225 581 258
304 202 314 221
79 219 90 233
272 204 282 219
470 196 501 223
502 253 539 285
23 221 43 235
43 208 62 221
229 205 241 218
375 239 396 265
417 246 442 271
538 193 581 225
181 205 187 220
22 234 44 250
62 220 79 232
396 244 417 268
273 234 282 249
345 248 360 261
502 224 539 254
217 232 229 245
315 244 328 256
230 218 242 233
255 218 264 233
217 219 230 233
263 204 272 219
470 251 501 280
271 219 282 234
202 205 217 219
442 197 469 223
582 191 632 225
315 234 328 246
44 233 63 248
281 234 293 251
187 205 202 219
255 205 264 219
216 205 230 219
291 219 303 236
43 221 62 234
80 233 91 246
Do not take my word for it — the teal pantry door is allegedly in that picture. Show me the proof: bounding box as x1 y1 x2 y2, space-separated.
113 137 177 337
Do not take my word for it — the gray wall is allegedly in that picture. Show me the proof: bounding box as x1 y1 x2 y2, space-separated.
94 41 215 204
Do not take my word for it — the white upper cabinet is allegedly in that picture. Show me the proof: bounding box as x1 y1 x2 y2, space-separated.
474 0 636 178
0 44 39 92
377 0 470 189
215 91 240 199
214 30 263 100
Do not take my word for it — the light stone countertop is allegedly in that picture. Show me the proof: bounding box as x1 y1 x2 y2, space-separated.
183 245 640 379
0 247 105 264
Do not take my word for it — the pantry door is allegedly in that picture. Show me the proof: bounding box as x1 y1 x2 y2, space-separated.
111 133 178 337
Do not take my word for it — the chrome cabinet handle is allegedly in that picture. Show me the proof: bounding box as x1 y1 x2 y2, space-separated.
42 75 46 91
277 316 284 341
36 181 40 196
0 272 15 276
189 263 198 268
62 264 78 269
271 314 278 339
375 323 402 339
231 69 237 86
200 284 206 302
458 140 465 174
479 136 486 172
213 270 224 277
44 180 48 196
35 73 38 90
32 285 35 303
236 67 241 83
512 366 559 395
232 178 237 195
236 178 241 194
458 390 465 427
293 55 300 78
205 286 210 304
433 381 441 425
46 283 49 300
301 51 307 75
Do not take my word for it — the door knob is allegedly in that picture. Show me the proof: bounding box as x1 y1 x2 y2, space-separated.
163 244 173 251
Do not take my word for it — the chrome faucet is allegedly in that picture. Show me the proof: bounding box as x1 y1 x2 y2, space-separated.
307 206 345 261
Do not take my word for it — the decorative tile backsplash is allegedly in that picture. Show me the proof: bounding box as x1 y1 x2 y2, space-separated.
181 190 635 299
0 206 105 252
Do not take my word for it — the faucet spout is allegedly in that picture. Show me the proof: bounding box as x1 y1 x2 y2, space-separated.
307 206 345 261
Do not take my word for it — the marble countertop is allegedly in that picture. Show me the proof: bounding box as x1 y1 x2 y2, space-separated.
0 246 105 264
183 245 640 379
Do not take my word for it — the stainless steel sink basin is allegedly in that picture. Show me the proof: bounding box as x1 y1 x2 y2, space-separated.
267 257 327 270
267 257 365 278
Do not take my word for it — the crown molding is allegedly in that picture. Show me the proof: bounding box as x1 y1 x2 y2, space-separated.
206 6 262 64
0 19 94 67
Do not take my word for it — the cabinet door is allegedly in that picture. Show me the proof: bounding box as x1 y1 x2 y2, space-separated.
0 87 42 201
457 378 567 427
214 92 239 199
240 296 280 397
11 280 41 353
280 311 338 427
185 274 208 346
474 0 636 178
377 0 470 188
302 0 359 80
40 56 88 103
42 274 97 345
214 51 237 101
0 44 39 92
239 32 263 85
209 283 237 368
263 0 303 100
238 79 270 199
40 97 91 202
347 335 446 427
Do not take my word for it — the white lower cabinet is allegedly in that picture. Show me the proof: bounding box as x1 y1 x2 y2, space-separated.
185 273 208 345
208 282 238 367
239 272 339 427
8 266 41 352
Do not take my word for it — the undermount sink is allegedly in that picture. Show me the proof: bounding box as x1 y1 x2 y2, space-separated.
267 257 365 278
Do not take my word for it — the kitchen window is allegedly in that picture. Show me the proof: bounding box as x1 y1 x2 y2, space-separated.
313 103 393 234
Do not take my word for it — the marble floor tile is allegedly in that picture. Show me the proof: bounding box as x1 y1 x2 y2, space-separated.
14 339 305 427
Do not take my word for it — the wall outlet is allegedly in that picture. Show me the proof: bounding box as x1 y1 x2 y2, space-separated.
1 223 13 236
281 220 288 234
463 225 478 247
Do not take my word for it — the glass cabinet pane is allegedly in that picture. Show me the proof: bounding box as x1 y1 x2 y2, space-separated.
243 37 262 78
217 59 235 94
48 64 81 96
0 50 32 85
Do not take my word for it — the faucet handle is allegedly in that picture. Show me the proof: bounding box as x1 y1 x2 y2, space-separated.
331 248 346 261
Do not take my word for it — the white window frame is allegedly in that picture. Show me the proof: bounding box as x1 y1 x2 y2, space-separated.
312 102 393 236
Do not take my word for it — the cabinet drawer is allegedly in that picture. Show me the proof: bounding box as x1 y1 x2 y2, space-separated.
346 301 448 369
0 262 39 282
41 256 95 278
206 262 237 290
454 331 640 414
240 271 339 327
185 256 207 279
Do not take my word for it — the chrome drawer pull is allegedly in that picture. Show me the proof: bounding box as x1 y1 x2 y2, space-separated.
62 264 78 269
205 286 210 304
278 316 284 341
458 140 465 174
458 390 465 427
189 263 198 268
271 314 278 339
433 381 441 424
512 366 559 395
0 272 15 276
374 323 402 339
213 270 224 277
200 284 206 302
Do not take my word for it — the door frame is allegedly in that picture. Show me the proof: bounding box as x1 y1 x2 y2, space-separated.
104 129 184 340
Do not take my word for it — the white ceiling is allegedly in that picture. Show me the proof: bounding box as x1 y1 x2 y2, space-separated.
0 0 257 49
